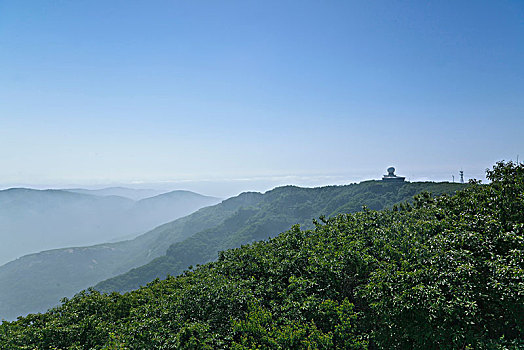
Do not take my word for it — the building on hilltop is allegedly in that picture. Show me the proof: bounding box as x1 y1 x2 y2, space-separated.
382 167 406 182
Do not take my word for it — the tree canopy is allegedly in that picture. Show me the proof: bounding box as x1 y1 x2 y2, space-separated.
0 161 522 349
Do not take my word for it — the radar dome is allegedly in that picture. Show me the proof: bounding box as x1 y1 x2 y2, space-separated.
387 167 395 176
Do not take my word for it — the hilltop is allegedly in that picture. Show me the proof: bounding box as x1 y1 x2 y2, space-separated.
1 180 463 320
0 162 521 349
96 180 465 294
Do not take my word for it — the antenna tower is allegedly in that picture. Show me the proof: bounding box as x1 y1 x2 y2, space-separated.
459 170 464 184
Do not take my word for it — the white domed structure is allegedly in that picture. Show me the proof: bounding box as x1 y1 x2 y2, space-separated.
382 167 405 182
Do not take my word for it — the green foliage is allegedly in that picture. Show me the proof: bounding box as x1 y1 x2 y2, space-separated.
96 181 465 293
0 191 255 320
231 300 365 349
1 162 522 349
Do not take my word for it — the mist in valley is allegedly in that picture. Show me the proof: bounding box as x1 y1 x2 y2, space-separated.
0 187 220 266
0 1 522 345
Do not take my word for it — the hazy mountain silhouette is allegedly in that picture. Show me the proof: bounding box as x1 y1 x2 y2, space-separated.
0 188 220 266
0 181 464 320
65 187 167 201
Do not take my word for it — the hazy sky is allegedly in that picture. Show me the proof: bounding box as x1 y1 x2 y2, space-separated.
1 1 523 196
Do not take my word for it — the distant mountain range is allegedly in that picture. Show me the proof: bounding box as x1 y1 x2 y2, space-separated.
65 187 166 201
0 188 220 265
1 163 519 349
0 181 465 320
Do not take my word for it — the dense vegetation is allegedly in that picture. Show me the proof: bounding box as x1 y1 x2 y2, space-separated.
2 180 460 320
95 181 464 293
0 162 521 349
0 191 221 320
1 181 461 320
0 191 242 320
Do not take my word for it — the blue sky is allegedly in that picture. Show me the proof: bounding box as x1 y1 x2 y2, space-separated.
1 1 523 196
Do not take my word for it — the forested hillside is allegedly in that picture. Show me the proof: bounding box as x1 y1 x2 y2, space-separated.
0 192 246 320
0 181 462 320
95 181 464 293
0 162 521 349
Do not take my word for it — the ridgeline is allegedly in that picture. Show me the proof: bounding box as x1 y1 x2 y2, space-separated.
1 163 522 348
0 180 463 320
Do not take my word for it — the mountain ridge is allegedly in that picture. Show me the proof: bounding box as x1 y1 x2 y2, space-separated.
95 181 466 293
0 187 219 265
0 181 464 320
1 162 520 349
64 187 167 201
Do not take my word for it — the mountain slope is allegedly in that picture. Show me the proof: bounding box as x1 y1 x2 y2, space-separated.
0 181 464 320
0 188 219 265
0 192 256 320
95 181 465 293
0 189 134 265
0 162 520 349
128 190 223 233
